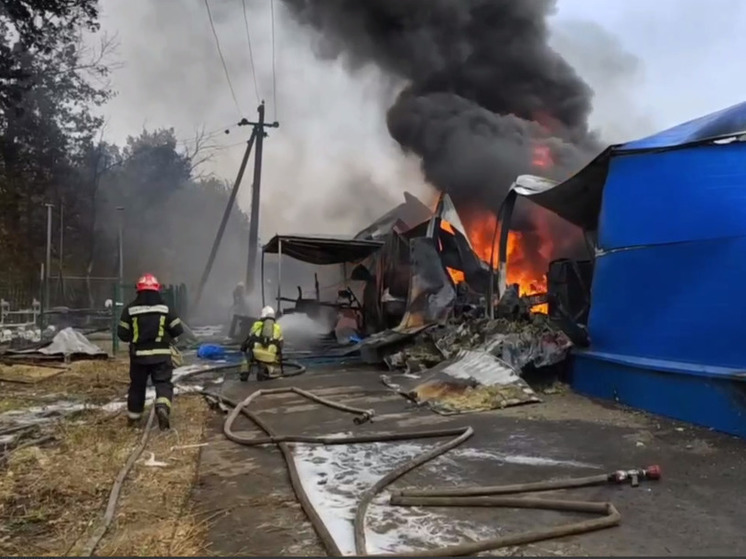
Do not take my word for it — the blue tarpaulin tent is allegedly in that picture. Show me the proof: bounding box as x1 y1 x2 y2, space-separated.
531 101 746 438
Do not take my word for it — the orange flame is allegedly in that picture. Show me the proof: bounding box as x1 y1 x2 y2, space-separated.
453 141 557 313
459 208 548 295
432 140 568 313
440 220 467 284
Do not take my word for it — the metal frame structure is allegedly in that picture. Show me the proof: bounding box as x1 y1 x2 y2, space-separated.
260 235 384 314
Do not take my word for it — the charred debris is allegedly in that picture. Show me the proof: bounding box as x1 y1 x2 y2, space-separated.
256 188 593 414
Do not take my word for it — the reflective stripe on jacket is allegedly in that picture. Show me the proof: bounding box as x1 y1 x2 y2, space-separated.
118 296 184 364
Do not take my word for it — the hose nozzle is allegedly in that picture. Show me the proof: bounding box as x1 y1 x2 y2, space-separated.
608 465 662 486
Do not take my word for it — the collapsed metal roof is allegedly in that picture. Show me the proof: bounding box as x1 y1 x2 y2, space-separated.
354 191 433 240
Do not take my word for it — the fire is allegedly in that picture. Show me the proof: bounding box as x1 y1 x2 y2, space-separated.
532 144 552 169
460 208 548 295
439 220 467 284
433 138 561 313
446 267 465 284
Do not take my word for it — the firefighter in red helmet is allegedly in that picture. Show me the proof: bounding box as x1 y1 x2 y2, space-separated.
117 274 184 430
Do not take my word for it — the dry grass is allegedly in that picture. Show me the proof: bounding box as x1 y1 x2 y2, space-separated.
0 359 212 557
0 360 129 416
0 410 139 555
92 396 210 557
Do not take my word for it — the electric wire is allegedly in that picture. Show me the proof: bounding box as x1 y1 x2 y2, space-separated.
203 0 242 117
241 0 261 106
270 0 278 121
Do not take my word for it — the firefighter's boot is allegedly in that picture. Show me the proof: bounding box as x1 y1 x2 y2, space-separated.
155 404 171 431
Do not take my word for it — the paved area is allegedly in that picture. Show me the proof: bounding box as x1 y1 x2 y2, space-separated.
193 365 746 556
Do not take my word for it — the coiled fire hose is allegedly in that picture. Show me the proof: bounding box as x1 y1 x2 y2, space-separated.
208 387 662 557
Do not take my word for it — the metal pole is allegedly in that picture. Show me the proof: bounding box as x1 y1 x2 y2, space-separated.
194 130 257 310
58 204 64 276
495 191 518 308
39 262 44 328
276 239 282 314
261 249 266 307
246 102 266 291
116 207 124 284
44 203 53 317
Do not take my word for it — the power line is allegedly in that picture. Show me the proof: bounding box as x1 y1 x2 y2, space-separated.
270 0 278 121
203 0 242 117
241 0 261 105
175 122 241 145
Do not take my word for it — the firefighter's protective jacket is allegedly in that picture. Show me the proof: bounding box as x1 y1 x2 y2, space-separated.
245 318 283 364
117 292 184 364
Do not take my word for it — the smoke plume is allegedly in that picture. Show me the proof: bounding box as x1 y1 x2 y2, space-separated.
281 0 601 211
92 0 654 313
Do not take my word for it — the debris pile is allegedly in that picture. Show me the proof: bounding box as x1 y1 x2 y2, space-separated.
379 287 573 415
384 313 572 375
2 327 107 364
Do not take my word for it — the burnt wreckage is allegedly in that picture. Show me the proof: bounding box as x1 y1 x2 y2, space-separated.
257 183 588 413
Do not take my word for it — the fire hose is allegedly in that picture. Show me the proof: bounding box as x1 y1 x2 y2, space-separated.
208 387 662 557
71 363 243 557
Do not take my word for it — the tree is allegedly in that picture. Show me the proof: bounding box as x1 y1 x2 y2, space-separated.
0 0 112 282
94 129 249 295
0 0 100 115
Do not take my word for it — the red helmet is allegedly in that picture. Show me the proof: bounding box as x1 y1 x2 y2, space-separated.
136 273 161 292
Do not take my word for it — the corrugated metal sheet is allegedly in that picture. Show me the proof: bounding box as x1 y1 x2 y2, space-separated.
589 235 746 369
620 100 746 151
599 143 746 249
389 349 541 415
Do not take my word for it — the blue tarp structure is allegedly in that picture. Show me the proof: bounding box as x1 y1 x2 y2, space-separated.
531 101 746 438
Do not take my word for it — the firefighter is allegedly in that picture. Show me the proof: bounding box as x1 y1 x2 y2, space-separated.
117 273 184 430
239 306 284 381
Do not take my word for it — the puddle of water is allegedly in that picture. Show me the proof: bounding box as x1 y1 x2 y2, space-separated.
293 440 502 555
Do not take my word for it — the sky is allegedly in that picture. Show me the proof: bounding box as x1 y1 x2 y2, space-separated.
554 0 746 131
92 0 746 238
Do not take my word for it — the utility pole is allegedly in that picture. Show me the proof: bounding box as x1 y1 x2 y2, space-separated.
44 203 53 315
58 204 64 276
244 101 279 291
194 129 257 310
116 207 124 284
192 102 278 312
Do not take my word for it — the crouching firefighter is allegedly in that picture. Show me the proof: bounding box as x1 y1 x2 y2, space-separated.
117 274 184 430
240 306 283 381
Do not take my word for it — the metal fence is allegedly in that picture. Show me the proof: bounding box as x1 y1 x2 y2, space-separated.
0 276 189 331
0 280 41 328
46 276 118 310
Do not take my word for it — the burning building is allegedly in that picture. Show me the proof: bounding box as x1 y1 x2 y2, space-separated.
280 0 601 300
505 100 746 439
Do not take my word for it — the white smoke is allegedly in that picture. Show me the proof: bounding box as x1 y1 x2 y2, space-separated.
549 18 656 144
94 0 430 242
277 312 333 346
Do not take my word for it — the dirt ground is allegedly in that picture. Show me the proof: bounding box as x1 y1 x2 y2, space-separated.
0 359 210 557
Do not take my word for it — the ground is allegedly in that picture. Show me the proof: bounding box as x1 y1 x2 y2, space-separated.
2 358 745 557
194 366 746 557
0 359 208 557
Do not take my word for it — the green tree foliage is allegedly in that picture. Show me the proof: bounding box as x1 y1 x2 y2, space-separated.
93 128 249 295
0 0 110 281
1 2 251 312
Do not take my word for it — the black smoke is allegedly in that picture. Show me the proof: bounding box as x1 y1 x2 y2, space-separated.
282 0 601 211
